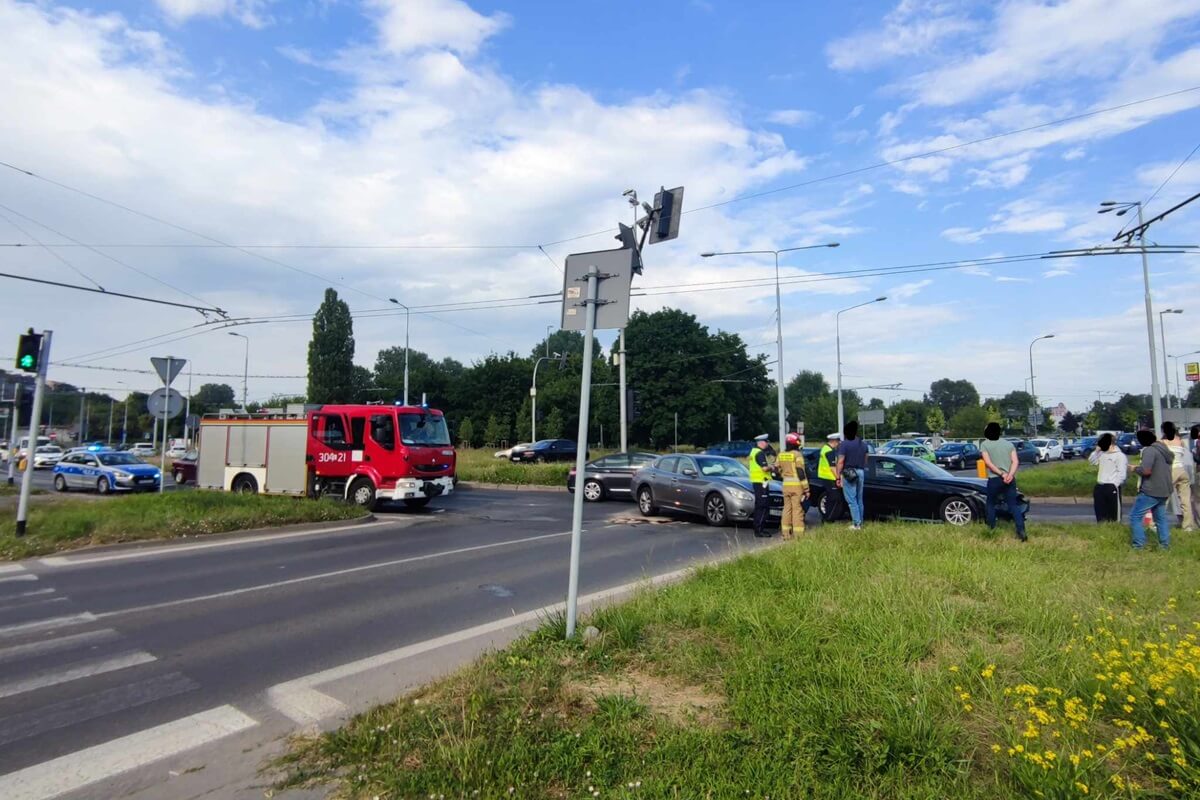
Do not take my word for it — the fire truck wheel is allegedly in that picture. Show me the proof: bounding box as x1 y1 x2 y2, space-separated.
232 474 258 494
403 498 430 510
348 478 377 510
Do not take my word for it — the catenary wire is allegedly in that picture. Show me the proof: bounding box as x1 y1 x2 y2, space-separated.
1143 139 1200 212
0 207 105 290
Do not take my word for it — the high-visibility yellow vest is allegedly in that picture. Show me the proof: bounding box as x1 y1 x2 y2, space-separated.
748 447 768 484
777 451 805 485
818 444 837 480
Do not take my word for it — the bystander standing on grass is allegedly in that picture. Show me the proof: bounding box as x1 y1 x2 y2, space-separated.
1128 429 1173 550
979 421 1027 542
1088 432 1127 522
1160 421 1194 532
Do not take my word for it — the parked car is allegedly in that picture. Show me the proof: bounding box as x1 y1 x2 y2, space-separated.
934 441 982 470
1005 439 1041 465
171 451 198 485
1071 436 1099 459
130 443 156 457
32 444 64 469
1116 432 1143 456
567 451 658 501
166 445 188 459
633 454 783 526
53 450 161 493
809 454 1030 526
879 440 936 462
1029 438 1064 462
510 438 585 463
702 440 757 458
494 443 532 459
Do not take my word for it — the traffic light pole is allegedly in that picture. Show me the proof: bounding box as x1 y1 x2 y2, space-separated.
6 384 19 486
16 331 51 537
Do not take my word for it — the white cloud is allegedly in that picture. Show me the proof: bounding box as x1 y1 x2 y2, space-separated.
846 104 864 120
154 0 272 27
1063 147 1086 161
826 0 978 72
767 108 819 127
1042 269 1073 278
994 276 1031 283
367 0 509 57
940 198 1070 243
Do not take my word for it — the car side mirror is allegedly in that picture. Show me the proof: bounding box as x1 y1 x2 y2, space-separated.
681 468 697 477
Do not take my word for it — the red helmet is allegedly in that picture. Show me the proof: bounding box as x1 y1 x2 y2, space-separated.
786 432 801 445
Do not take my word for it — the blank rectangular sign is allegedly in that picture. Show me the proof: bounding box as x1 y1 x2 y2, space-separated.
561 247 634 332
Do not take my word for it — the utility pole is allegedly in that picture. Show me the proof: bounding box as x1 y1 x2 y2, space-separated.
5 384 19 485
16 331 51 537
78 388 86 443
566 265 601 639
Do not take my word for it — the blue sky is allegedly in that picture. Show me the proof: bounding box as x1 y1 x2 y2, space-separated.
1 0 1199 410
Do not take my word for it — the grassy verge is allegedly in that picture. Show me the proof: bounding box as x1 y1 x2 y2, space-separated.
1016 459 1139 499
456 448 614 486
0 483 45 497
279 521 1200 799
0 491 367 560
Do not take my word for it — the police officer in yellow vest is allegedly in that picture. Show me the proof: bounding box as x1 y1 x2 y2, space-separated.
748 434 774 537
777 432 810 538
818 431 844 522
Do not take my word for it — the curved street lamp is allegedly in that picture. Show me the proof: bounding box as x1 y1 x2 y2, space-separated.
836 296 887 434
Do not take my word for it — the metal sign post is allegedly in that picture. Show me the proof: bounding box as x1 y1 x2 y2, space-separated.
16 331 51 537
5 384 19 486
150 357 186 494
562 248 633 639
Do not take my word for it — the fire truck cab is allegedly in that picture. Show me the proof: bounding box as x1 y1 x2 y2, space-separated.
197 403 456 510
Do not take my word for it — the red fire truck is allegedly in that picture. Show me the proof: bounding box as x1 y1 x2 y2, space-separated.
195 403 456 510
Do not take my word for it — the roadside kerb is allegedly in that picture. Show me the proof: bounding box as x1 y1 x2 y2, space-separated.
458 480 566 492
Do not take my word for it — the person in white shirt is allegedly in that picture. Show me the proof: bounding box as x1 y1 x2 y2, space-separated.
1088 432 1128 522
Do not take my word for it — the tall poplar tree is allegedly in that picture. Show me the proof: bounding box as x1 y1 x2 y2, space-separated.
307 288 356 403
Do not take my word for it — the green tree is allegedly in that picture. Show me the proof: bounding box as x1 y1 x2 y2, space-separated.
484 414 508 447
928 379 980 419
1084 410 1100 433
515 397 533 443
1059 410 1080 434
949 405 990 438
307 288 355 403
543 407 565 439
1186 381 1200 407
190 383 236 413
925 407 946 434
887 399 928 434
457 418 476 448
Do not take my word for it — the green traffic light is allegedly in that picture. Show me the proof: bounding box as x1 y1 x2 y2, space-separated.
19 354 34 369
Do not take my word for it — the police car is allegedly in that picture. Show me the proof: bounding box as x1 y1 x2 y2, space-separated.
52 449 161 494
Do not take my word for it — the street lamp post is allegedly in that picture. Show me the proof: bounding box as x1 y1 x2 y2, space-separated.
227 332 250 411
531 354 560 443
1029 334 1056 431
701 243 840 445
835 297 888 435
388 299 411 405
1099 201 1163 432
1158 309 1182 409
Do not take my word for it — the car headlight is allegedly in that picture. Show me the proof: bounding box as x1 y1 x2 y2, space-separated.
112 470 132 479
729 488 753 502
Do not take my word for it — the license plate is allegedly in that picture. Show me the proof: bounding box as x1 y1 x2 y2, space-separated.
769 509 782 516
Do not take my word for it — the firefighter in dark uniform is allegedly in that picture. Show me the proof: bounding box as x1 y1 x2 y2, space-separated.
748 433 774 537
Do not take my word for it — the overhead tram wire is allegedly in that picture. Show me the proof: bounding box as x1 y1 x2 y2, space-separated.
537 85 1200 249
0 207 105 290
52 363 305 379
0 272 228 315
0 201 222 315
1144 139 1200 212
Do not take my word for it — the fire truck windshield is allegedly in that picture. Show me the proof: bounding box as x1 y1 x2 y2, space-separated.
399 413 451 447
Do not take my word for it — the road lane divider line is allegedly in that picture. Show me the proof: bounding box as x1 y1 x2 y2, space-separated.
266 563 706 725
0 704 258 800
0 587 55 603
0 650 157 699
0 628 121 665
0 612 96 640
38 520 394 567
0 574 38 586
94 529 586 620
0 563 27 575
0 594 66 613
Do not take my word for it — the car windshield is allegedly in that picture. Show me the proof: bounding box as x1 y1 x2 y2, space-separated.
903 458 954 480
694 456 749 478
399 413 451 446
35 446 60 454
98 452 141 466
938 443 965 452
1031 439 1048 446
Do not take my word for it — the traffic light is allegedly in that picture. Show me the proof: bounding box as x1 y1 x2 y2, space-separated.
626 389 642 421
15 330 42 374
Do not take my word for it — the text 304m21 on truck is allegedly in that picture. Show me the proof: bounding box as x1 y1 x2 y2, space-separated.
196 403 456 510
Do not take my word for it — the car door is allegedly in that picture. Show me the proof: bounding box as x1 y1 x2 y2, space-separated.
652 456 680 508
963 443 981 468
866 457 908 519
76 454 101 488
674 456 708 512
595 454 629 496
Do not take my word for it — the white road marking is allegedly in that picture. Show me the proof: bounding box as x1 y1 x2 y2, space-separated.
0 612 96 640
0 563 28 575
95 528 581 620
0 587 55 602
0 704 257 800
267 564 702 725
0 650 157 699
37 520 393 567
0 574 38 586
0 628 120 665
0 594 66 612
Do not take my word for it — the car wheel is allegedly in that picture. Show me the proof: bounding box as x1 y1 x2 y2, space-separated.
174 470 187 485
348 478 377 510
231 474 258 494
940 497 975 526
636 485 658 516
403 498 430 510
96 477 111 495
582 479 604 502
54 474 69 492
704 492 728 527
817 492 830 518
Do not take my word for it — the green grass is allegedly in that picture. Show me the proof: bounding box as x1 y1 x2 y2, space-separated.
455 447 615 486
278 521 1200 799
0 491 367 560
0 483 45 497
1016 459 1139 498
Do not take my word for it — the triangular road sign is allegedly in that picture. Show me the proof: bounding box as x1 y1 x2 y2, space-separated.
150 357 186 386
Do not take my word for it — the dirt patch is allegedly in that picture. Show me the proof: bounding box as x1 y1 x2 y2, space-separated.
568 670 725 728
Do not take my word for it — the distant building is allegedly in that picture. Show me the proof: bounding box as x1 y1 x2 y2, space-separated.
1050 402 1068 427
